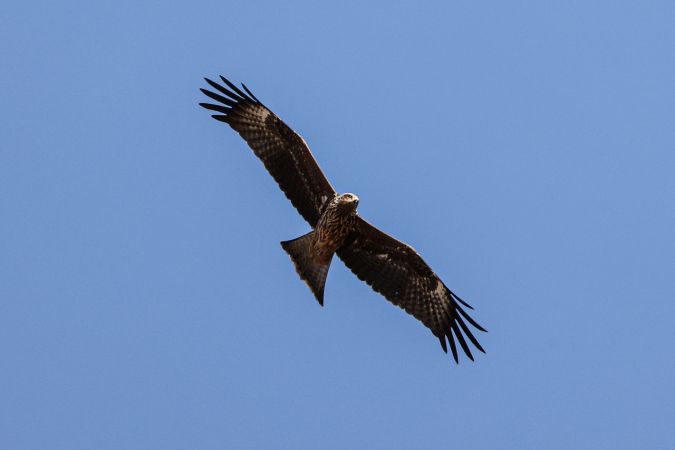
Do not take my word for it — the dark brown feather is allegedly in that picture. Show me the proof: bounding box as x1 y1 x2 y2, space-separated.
200 77 336 226
337 217 486 363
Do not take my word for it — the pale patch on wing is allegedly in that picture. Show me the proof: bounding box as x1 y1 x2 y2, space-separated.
434 279 446 299
250 105 270 121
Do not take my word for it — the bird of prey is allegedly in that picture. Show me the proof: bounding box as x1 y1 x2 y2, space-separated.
199 76 486 363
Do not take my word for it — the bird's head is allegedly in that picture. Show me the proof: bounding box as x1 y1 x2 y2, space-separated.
337 193 360 212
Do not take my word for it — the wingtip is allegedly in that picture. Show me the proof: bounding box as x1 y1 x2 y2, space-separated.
447 335 459 363
438 336 448 353
474 322 488 333
455 315 486 354
241 82 261 103
452 323 474 361
455 304 488 333
211 114 229 123
219 75 251 101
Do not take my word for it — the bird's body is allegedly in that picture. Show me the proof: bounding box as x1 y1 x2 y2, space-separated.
200 76 486 363
280 193 359 304
312 193 359 264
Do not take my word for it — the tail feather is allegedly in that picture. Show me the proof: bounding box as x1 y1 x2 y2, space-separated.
281 231 332 305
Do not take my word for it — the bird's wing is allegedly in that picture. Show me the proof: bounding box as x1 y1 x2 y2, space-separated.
200 76 336 227
336 217 486 363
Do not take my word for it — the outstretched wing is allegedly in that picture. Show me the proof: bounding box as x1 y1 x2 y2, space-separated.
337 217 486 363
200 76 336 227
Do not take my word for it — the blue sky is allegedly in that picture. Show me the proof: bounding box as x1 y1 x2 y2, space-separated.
2 1 674 449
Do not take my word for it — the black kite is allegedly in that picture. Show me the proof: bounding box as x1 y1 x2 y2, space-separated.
199 76 486 363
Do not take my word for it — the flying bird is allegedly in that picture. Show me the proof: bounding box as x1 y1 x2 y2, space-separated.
199 76 486 363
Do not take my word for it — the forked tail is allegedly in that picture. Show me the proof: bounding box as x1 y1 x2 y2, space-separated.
280 231 332 305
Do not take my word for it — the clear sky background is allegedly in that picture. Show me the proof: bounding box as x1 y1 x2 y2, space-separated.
2 1 674 449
